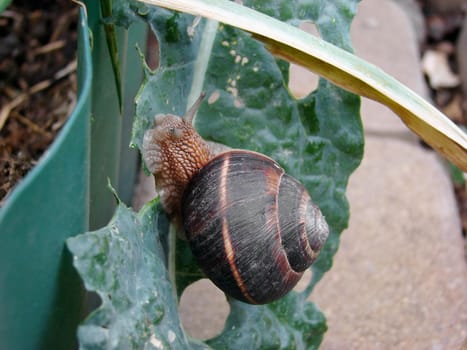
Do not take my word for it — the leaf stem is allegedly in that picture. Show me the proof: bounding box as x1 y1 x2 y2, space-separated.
168 223 178 302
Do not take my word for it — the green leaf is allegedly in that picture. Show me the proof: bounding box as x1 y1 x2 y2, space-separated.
132 0 362 296
175 238 204 297
208 293 326 349
66 200 208 349
125 0 361 348
110 0 150 28
67 196 326 349
70 0 361 348
131 7 209 148
141 0 467 170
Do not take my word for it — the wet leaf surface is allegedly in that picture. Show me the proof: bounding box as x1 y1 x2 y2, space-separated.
67 200 208 349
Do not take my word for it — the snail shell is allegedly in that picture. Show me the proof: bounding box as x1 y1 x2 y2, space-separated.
183 150 328 304
142 93 329 304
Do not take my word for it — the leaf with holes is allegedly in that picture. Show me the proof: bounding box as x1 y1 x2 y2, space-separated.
70 0 363 348
131 0 362 297
66 199 210 349
208 294 327 349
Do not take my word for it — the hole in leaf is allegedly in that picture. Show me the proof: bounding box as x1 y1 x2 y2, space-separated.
132 170 157 211
84 291 102 315
145 29 160 71
289 22 321 99
179 278 230 340
293 268 312 292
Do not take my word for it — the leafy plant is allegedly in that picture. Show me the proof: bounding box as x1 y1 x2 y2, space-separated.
67 0 466 349
142 0 466 170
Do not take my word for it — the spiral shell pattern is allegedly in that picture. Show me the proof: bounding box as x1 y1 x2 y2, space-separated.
182 150 329 304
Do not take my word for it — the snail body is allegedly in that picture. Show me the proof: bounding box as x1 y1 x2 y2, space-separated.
143 93 329 304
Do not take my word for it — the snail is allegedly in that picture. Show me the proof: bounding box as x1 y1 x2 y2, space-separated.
142 93 329 304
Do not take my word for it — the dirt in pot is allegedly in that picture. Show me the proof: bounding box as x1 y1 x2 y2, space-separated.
0 0 78 205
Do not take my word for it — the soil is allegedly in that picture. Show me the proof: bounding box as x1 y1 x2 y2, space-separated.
0 0 78 205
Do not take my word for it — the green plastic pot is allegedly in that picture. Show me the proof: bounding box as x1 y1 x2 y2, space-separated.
0 5 147 348
0 9 91 349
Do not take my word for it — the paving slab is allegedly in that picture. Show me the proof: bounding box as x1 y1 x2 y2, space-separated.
311 0 467 348
312 138 467 349
133 0 467 347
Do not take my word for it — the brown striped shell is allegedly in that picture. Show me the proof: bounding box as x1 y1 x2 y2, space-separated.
182 150 329 304
142 94 329 304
